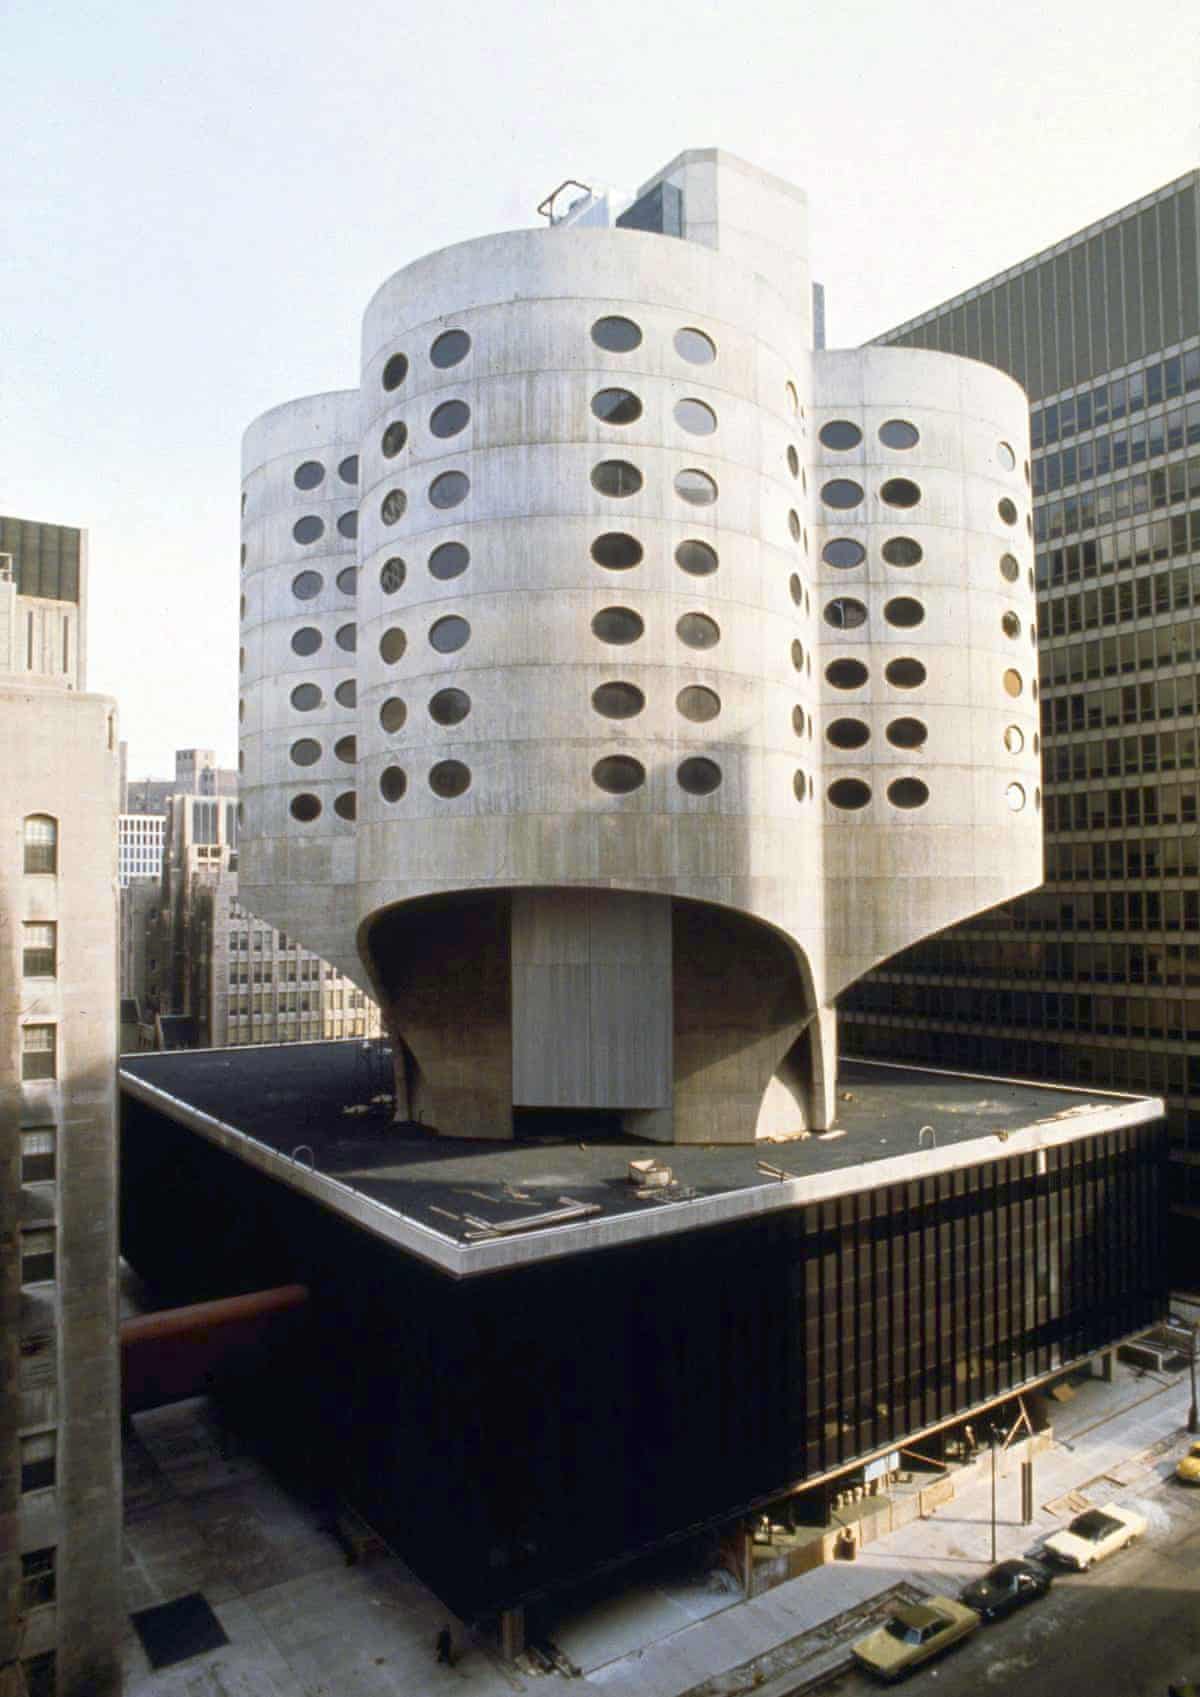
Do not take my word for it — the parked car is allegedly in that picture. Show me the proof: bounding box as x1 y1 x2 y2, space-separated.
851 1597 979 1682
1043 1504 1147 1570
1175 1442 1200 1485
959 1558 1053 1621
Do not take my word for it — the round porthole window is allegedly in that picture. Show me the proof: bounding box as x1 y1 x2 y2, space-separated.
788 509 802 542
382 353 409 391
337 511 358 539
337 567 357 595
826 658 869 689
827 718 870 749
430 330 470 368
592 460 643 497
674 469 717 505
677 685 720 722
787 445 800 478
592 682 645 719
292 570 322 600
429 542 470 580
997 441 1016 471
824 596 867 630
823 537 866 568
335 623 356 652
1006 782 1026 811
677 757 721 795
879 420 919 450
380 557 406 594
785 381 799 414
380 698 407 733
675 398 717 436
792 706 806 736
334 791 357 820
1003 668 1023 697
592 533 643 570
674 327 715 364
885 657 926 689
290 738 321 766
884 597 925 628
429 471 469 509
382 420 408 458
290 793 321 821
888 777 929 808
881 478 921 508
828 778 871 810
592 607 644 645
429 760 471 797
381 489 407 525
819 420 862 451
1002 611 1021 639
593 755 645 794
791 639 805 671
1000 553 1020 582
294 460 324 490
429 688 472 725
429 615 470 653
591 316 642 353
291 683 322 711
335 679 356 708
338 455 359 485
1004 724 1024 753
821 479 864 509
379 628 407 664
431 400 471 438
291 627 322 656
882 536 923 566
790 574 803 605
677 612 720 650
886 717 928 749
380 766 407 802
998 498 1018 525
675 539 718 576
592 389 642 425
293 515 324 545
330 736 354 764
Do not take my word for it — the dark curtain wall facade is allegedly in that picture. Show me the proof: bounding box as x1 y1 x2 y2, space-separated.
121 1096 1167 1618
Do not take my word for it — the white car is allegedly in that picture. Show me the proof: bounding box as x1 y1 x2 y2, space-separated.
1042 1503 1147 1570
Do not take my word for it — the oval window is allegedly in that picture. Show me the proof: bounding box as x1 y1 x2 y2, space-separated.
826 658 869 689
791 639 805 671
888 778 929 808
429 760 471 797
675 398 717 435
787 445 800 478
337 511 358 539
431 400 471 438
792 706 806 736
885 657 926 689
675 539 718 576
291 627 322 656
824 597 867 630
592 389 642 426
884 597 925 628
592 755 645 794
290 793 321 822
677 757 721 795
334 791 357 820
380 628 407 664
793 771 810 802
999 553 1020 583
592 682 645 719
819 420 862 451
335 623 357 652
1003 668 1023 697
785 381 799 415
290 738 321 766
380 766 407 802
677 612 720 649
1004 724 1024 754
881 478 921 508
294 460 324 490
1002 611 1021 639
380 557 406 594
429 471 469 509
430 330 471 368
334 735 357 763
380 489 407 525
677 685 720 722
380 698 407 733
883 536 923 566
291 683 322 711
886 717 928 749
997 441 1016 471
335 679 357 708
429 615 470 653
292 570 323 600
788 509 802 542
591 316 642 353
821 479 863 509
790 574 803 606
592 460 643 497
823 537 866 569
429 541 470 580
338 455 359 485
674 327 715 364
674 469 717 505
828 779 871 810
337 567 358 595
293 515 324 545
827 718 871 749
998 497 1018 525
592 533 643 570
879 420 919 450
382 352 409 391
1006 782 1026 812
592 607 644 645
382 420 408 458
429 688 472 725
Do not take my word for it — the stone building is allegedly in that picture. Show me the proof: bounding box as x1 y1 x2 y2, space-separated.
239 148 1043 1142
1 515 122 1696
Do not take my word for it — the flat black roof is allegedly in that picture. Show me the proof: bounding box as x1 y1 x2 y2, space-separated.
119 1042 1161 1276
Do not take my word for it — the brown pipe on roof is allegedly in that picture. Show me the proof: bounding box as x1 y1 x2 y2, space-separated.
121 1284 309 1413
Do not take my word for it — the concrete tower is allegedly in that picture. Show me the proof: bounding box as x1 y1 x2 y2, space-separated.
239 150 1042 1143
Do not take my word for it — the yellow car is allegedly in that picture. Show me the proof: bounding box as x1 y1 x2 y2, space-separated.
1177 1441 1200 1485
851 1597 980 1682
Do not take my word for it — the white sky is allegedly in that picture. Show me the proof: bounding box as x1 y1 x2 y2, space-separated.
4 0 1197 779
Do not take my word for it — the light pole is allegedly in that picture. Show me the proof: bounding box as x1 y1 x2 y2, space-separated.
1188 1320 1198 1437
990 1427 998 1565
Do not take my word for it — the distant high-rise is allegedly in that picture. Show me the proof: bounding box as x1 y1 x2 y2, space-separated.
845 171 1200 1281
1 515 122 1695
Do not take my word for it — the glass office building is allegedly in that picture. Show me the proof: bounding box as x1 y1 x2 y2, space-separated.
843 170 1200 1280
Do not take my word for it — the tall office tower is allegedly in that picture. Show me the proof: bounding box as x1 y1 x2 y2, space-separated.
0 516 122 1695
239 148 1041 1142
843 170 1200 1280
